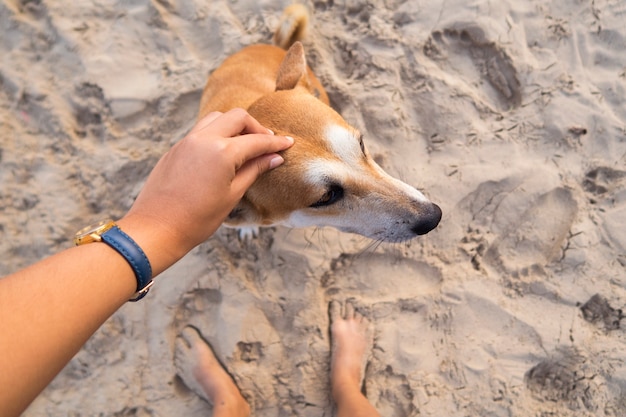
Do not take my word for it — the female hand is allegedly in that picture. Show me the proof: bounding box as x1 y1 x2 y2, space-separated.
118 108 294 274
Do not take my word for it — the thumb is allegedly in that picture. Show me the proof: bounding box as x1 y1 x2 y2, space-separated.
232 153 284 194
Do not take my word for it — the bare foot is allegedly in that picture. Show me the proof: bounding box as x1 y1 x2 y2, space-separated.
329 300 375 400
174 326 250 417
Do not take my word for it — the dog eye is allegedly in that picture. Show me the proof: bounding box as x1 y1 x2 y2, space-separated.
358 134 365 155
310 184 344 208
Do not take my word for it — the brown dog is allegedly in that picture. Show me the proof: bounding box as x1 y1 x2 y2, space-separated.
199 5 441 242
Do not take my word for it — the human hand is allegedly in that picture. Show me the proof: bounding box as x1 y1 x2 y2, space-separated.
0 109 292 417
118 108 294 274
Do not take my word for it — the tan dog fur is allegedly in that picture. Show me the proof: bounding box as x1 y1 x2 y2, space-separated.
199 5 441 242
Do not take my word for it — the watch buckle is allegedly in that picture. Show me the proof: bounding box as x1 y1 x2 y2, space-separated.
129 279 154 302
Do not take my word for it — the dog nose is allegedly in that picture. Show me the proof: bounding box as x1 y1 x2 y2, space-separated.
411 203 442 235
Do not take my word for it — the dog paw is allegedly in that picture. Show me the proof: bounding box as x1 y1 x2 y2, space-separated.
237 226 259 241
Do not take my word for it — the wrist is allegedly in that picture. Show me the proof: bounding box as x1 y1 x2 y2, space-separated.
116 214 190 277
74 220 154 301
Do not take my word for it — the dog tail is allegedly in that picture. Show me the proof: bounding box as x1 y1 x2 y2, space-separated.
273 4 309 50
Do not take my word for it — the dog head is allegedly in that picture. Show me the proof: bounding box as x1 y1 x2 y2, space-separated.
226 43 441 242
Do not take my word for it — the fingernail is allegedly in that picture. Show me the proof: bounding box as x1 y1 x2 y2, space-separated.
267 129 275 135
269 155 285 169
285 136 295 144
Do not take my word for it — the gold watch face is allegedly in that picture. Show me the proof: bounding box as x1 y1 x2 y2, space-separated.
74 219 116 245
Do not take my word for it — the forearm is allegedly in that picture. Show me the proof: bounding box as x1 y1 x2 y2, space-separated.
0 109 293 415
0 240 139 416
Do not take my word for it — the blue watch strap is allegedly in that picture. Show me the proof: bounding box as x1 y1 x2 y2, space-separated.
101 225 153 301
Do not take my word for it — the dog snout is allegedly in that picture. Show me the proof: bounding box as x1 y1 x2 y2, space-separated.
411 203 442 235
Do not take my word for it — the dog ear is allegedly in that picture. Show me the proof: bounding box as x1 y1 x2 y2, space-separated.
275 41 311 91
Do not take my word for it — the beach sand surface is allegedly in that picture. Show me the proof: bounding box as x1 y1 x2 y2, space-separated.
1 0 625 416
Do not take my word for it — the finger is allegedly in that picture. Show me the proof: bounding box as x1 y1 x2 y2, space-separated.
210 108 274 137
231 153 285 195
193 111 224 132
230 134 294 171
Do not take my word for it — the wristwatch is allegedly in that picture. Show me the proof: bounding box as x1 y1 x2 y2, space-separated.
74 219 154 301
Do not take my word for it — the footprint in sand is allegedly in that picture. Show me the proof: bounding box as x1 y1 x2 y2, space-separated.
580 294 624 331
425 22 522 110
71 83 107 138
484 187 577 275
582 166 626 198
174 288 223 325
321 252 443 301
367 365 417 417
525 347 609 412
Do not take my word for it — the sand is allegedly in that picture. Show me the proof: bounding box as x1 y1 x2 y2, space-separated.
2 0 625 416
